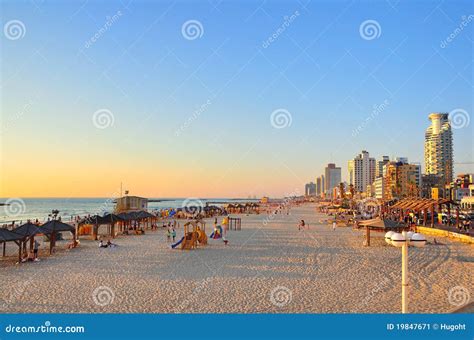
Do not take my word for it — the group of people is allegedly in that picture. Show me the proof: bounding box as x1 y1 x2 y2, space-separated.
166 225 177 242
20 239 41 263
98 239 117 248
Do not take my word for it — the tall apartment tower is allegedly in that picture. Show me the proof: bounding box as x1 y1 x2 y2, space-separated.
324 164 341 196
376 156 390 178
424 113 453 184
348 150 376 193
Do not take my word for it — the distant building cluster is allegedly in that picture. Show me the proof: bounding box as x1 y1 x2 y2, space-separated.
304 112 473 213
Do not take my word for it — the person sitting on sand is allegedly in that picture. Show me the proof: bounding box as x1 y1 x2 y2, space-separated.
298 220 305 231
106 240 117 248
99 240 108 248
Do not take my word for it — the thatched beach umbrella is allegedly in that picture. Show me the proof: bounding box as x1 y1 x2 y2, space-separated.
40 220 75 254
13 222 43 255
0 228 24 261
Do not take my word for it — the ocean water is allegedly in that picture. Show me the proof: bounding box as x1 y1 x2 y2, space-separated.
0 198 258 224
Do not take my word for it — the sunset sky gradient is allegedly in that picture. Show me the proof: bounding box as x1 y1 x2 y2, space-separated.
1 0 472 198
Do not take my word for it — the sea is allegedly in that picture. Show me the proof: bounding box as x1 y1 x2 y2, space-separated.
0 198 259 225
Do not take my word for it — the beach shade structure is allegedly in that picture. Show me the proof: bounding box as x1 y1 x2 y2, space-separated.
13 222 44 256
357 218 407 247
0 228 25 262
39 220 75 254
79 214 124 239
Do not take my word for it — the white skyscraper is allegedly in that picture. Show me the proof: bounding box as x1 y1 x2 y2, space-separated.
348 150 376 193
424 113 453 184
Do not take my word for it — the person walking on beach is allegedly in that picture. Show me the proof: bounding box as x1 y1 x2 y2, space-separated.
166 227 171 243
171 227 176 242
332 221 337 231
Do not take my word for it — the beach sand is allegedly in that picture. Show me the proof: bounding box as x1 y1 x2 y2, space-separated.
0 204 472 313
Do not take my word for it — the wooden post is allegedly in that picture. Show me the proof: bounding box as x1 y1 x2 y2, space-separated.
456 207 460 229
2 242 5 257
430 204 434 227
366 226 370 247
18 241 22 262
49 233 54 254
401 237 408 313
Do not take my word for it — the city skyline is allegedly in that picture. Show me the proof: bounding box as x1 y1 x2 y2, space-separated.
1 1 473 198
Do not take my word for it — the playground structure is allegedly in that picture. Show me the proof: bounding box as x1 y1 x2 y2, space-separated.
228 217 241 231
172 220 207 250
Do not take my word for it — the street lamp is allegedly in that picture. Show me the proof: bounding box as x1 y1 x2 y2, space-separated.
386 230 427 313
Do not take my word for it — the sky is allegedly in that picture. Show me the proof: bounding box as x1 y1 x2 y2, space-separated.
0 0 473 198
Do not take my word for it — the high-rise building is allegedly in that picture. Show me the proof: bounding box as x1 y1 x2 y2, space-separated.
383 161 421 200
376 156 390 178
321 174 325 194
374 177 385 199
348 151 376 193
316 177 322 196
324 164 341 197
424 113 453 185
305 182 316 196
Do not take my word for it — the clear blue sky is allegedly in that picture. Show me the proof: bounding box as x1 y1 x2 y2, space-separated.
1 0 472 197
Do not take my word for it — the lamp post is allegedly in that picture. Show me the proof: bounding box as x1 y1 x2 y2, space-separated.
385 230 427 313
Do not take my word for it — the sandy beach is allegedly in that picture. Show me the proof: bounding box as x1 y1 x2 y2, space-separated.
1 204 472 313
